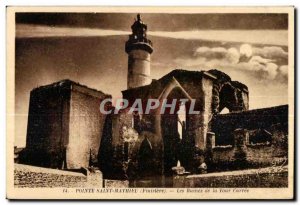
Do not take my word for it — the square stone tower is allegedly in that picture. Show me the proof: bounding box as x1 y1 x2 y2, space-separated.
21 80 111 169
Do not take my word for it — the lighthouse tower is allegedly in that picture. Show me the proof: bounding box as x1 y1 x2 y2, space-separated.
125 14 153 89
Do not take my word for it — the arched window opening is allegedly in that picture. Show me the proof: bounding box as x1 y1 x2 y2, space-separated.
219 84 236 113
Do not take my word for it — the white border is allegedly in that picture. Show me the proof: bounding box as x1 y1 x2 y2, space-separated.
1 1 298 204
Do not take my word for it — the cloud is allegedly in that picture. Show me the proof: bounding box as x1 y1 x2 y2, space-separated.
174 44 288 82
189 46 240 65
16 24 130 38
226 48 240 64
276 65 289 83
248 55 274 66
17 24 288 46
252 46 288 59
278 65 288 76
239 60 278 80
176 46 240 67
149 30 288 46
195 47 227 58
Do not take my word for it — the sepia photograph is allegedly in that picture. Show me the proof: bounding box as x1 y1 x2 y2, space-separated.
6 6 294 200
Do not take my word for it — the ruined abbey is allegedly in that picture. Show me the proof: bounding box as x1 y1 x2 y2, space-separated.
19 14 288 187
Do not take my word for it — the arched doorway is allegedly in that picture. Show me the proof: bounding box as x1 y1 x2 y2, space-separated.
157 81 193 176
218 83 238 112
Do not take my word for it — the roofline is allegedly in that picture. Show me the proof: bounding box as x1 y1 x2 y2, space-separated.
203 71 217 80
217 104 288 116
31 79 111 98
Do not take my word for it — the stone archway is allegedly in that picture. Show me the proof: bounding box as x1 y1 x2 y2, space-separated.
219 83 238 112
153 77 194 177
212 82 246 114
153 77 192 139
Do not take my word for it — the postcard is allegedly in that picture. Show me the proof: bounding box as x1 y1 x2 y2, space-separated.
6 6 294 200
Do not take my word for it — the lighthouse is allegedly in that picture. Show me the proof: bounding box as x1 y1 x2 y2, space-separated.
125 14 153 89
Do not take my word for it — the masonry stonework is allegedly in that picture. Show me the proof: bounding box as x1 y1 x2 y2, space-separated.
20 80 111 170
67 84 109 169
14 164 103 188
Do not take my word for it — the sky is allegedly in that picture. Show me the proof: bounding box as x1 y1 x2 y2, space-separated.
15 13 289 147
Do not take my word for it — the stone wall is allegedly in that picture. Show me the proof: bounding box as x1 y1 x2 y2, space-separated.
20 81 71 168
211 105 288 145
197 74 214 149
14 164 103 188
206 126 288 172
67 84 108 169
173 166 288 188
104 179 129 188
20 80 111 170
